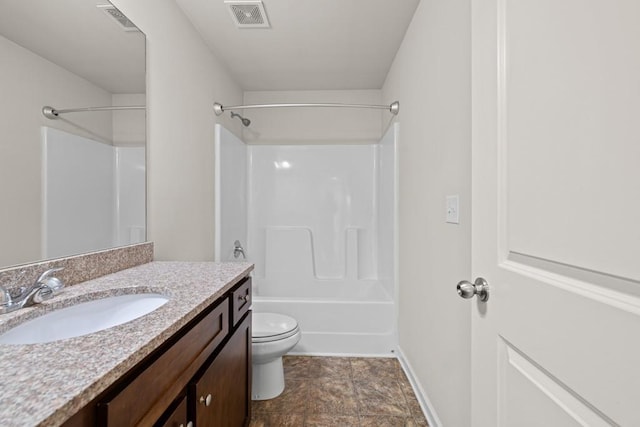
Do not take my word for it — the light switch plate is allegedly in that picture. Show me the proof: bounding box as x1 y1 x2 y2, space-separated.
446 195 459 224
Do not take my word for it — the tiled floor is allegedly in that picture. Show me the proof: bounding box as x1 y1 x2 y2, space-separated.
250 356 429 427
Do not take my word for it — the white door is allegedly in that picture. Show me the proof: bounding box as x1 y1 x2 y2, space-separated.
470 1 640 426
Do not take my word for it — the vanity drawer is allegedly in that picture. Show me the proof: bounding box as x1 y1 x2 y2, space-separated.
231 277 252 326
97 298 229 427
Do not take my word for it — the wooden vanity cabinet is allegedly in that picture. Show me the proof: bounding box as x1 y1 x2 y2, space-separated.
63 276 252 427
189 312 251 427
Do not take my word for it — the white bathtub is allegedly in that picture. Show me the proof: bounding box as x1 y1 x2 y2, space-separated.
252 279 397 356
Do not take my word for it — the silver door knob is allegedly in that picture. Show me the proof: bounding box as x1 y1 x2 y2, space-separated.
457 277 489 302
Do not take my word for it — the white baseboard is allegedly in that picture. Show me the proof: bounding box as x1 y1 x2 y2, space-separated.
396 346 442 427
289 350 396 358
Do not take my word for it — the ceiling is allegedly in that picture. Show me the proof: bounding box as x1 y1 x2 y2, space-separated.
0 0 145 94
176 0 421 91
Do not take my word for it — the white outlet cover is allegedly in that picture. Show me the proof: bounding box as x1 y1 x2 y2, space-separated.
446 195 459 224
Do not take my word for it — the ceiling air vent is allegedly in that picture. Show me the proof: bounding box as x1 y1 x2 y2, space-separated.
96 4 140 32
225 1 270 28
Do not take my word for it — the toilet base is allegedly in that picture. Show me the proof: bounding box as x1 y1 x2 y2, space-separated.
252 357 285 400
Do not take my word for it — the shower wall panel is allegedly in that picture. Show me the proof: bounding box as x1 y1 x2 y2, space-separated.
42 127 145 259
214 124 247 261
115 146 146 246
42 127 115 259
248 144 378 291
377 124 398 297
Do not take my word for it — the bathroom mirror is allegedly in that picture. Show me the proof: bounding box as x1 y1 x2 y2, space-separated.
0 0 146 269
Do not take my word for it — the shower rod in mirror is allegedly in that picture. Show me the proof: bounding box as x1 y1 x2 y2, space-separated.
42 105 145 120
213 100 400 116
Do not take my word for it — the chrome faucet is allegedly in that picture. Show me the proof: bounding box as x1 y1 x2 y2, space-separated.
0 267 65 314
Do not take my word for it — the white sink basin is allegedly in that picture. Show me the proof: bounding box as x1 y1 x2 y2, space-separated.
0 293 169 345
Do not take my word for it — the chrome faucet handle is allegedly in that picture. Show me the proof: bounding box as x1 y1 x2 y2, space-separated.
24 267 64 307
29 267 65 305
35 267 64 285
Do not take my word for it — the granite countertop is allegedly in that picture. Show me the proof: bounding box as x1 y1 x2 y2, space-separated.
0 261 254 427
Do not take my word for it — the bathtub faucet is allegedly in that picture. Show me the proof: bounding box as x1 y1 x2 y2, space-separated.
233 240 246 259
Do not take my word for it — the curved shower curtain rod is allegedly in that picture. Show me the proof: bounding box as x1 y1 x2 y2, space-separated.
42 105 145 120
213 101 400 116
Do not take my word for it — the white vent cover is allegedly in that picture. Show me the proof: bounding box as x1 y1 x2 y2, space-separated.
225 1 270 28
96 4 140 32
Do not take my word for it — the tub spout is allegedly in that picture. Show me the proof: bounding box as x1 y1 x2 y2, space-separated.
234 240 246 259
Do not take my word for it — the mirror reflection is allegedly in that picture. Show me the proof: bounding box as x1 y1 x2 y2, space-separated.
0 0 146 269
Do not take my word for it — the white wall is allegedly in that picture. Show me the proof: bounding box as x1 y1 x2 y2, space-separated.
242 90 383 144
382 1 472 426
0 35 113 267
111 0 243 261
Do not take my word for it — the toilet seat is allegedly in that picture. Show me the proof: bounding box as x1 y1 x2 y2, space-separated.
252 313 299 343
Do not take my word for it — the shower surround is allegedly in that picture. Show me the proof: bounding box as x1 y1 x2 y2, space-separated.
42 127 146 259
216 124 397 355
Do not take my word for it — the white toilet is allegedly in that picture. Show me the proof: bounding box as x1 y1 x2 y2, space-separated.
251 312 301 400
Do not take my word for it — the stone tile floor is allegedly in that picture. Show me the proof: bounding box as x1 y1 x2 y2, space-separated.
250 356 429 426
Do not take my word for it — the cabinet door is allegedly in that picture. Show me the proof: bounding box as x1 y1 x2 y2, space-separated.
190 312 251 427
156 396 189 427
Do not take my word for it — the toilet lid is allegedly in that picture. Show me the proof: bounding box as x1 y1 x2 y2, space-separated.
253 312 299 340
